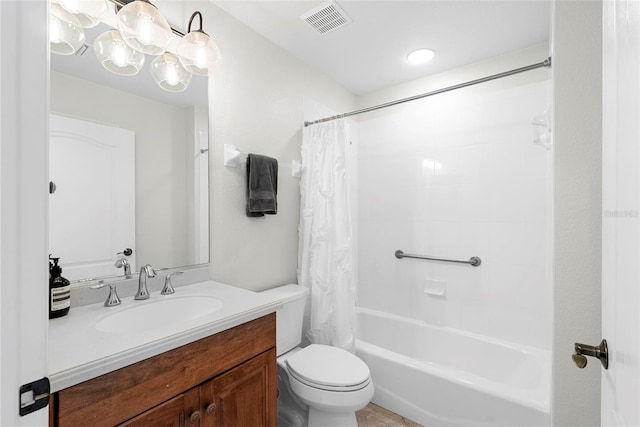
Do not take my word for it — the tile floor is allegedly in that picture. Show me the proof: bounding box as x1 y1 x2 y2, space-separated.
356 403 423 427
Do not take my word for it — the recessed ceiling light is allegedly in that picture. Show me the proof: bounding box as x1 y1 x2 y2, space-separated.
407 48 435 65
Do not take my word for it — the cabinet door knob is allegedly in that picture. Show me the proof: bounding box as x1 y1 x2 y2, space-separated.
189 410 201 424
206 403 216 415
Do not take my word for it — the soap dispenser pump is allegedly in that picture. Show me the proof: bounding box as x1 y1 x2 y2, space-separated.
49 255 70 318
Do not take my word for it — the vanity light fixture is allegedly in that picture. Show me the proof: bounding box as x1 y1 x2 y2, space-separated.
406 48 436 65
50 3 86 55
150 52 192 92
51 0 108 28
50 0 221 91
116 0 172 55
176 11 222 76
94 29 145 76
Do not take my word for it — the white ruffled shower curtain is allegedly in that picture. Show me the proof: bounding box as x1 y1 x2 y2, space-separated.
298 118 356 352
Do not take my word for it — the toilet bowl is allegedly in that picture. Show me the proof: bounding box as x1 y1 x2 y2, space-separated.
261 285 374 427
280 344 374 426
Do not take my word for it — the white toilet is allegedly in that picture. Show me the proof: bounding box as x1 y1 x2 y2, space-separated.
261 284 374 427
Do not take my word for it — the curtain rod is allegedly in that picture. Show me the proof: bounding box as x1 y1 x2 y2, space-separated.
304 57 552 127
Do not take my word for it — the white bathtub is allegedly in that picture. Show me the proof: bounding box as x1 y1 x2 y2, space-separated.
354 307 550 427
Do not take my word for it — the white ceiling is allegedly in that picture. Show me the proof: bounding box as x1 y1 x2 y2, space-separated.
213 0 551 95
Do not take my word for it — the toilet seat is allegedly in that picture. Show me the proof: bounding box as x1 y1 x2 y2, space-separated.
285 344 371 392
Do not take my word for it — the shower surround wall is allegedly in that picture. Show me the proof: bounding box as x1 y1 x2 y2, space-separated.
356 46 552 350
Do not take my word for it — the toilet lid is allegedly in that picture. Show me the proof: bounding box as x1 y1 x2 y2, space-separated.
285 344 371 390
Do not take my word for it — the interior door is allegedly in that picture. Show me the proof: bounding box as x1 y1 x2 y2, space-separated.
49 114 136 280
601 1 640 425
0 1 49 425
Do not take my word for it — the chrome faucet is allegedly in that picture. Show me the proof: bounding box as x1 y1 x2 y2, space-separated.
114 257 132 276
135 264 156 300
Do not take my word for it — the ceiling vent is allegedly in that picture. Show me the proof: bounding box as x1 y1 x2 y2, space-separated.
301 1 352 35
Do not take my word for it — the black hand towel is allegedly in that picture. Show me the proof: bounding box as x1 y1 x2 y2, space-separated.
246 154 278 217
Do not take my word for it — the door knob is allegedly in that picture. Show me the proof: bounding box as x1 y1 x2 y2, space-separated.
572 353 588 368
572 339 608 369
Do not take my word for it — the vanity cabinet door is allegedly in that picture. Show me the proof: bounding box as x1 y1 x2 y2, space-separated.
200 349 277 427
118 392 187 427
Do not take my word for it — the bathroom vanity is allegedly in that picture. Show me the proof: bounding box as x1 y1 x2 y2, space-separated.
47 281 279 427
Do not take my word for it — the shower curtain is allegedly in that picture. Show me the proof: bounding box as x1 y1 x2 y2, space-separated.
298 118 356 351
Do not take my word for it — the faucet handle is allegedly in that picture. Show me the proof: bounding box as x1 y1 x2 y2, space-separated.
104 284 121 307
161 271 184 295
91 281 121 307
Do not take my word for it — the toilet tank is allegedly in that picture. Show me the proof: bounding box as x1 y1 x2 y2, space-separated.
260 284 309 356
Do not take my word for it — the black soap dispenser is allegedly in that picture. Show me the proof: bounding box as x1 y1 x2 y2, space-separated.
49 255 70 318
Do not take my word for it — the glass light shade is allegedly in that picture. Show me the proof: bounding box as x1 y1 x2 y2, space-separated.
150 53 192 92
176 31 222 76
51 0 107 28
116 0 172 55
50 3 86 55
93 30 145 76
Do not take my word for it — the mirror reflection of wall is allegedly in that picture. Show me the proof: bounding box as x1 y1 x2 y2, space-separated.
50 21 209 282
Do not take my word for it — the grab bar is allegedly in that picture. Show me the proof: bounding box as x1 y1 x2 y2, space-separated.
394 250 482 267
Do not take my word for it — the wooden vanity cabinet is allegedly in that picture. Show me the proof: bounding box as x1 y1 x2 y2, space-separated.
199 349 274 426
118 350 275 427
119 393 190 427
49 314 277 427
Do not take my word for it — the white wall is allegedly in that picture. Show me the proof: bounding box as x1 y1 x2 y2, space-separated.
50 71 201 269
551 1 602 426
179 1 356 291
355 45 553 350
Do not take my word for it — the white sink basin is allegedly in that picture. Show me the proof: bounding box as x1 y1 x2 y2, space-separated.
95 295 224 333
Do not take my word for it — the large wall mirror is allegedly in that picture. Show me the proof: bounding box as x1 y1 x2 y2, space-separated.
50 20 209 283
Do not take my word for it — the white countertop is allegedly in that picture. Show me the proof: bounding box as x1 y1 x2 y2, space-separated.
48 281 280 392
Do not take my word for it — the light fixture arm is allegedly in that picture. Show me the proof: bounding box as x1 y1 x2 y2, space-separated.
188 11 207 35
178 10 221 76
